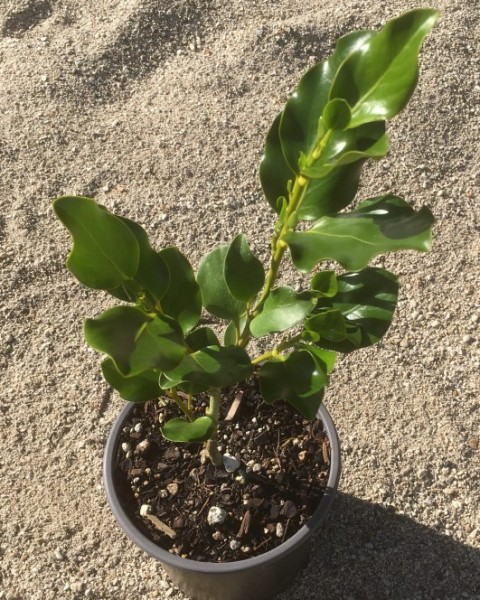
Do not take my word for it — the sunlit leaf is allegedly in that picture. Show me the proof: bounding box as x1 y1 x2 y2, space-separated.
158 247 202 334
330 9 440 127
101 358 160 402
285 195 434 272
53 196 139 290
161 416 216 443
197 246 246 320
225 234 265 302
250 287 315 337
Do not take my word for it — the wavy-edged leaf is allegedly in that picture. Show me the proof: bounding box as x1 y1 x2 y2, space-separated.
330 9 439 128
84 307 186 375
158 247 201 334
250 287 315 338
304 267 399 352
285 195 434 272
161 416 216 443
225 234 265 302
298 344 337 374
279 29 375 173
197 245 247 320
53 196 139 290
259 351 327 419
304 309 347 342
310 271 338 298
160 345 253 393
101 358 160 402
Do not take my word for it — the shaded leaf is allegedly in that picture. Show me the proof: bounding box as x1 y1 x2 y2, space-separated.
84 307 186 375
310 271 337 298
285 195 434 272
53 196 139 290
250 287 315 338
160 345 253 393
322 98 352 130
298 344 337 374
330 9 440 127
259 112 294 214
259 351 327 419
225 234 265 302
305 267 399 352
197 246 246 320
158 247 202 334
304 309 346 342
101 358 160 402
161 416 216 443
117 217 170 303
298 160 364 220
185 327 219 351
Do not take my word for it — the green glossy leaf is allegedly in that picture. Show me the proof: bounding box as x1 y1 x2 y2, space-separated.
322 98 352 130
197 246 247 320
304 309 346 342
185 327 219 351
161 416 216 443
330 9 439 128
223 314 247 347
225 234 265 302
305 267 399 352
84 307 186 375
259 351 327 419
310 271 337 298
160 345 253 393
259 112 294 214
130 315 187 373
299 160 364 220
280 29 375 173
250 287 316 338
259 114 365 221
298 344 337 374
158 247 201 334
116 217 170 303
101 358 160 402
285 195 434 272
300 122 388 178
53 196 139 290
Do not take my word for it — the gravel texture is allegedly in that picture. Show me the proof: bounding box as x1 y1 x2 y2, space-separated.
0 1 479 599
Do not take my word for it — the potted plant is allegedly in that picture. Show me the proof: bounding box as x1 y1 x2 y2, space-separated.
53 8 438 600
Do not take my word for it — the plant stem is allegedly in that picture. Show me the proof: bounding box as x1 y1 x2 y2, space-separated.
251 333 303 364
205 388 223 466
238 175 309 348
166 388 194 421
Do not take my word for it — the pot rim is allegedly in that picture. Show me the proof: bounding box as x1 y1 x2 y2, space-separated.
103 400 341 574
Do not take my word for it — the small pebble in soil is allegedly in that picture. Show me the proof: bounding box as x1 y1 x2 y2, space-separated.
136 439 150 453
167 482 179 496
276 523 284 538
121 442 131 453
212 531 224 541
223 453 241 472
140 504 151 517
207 506 227 526
229 539 241 550
252 463 262 472
134 422 143 433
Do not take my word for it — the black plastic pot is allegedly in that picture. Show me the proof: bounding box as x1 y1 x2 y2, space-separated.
103 402 341 600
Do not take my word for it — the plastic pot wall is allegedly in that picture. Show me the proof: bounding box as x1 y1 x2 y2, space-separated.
103 402 341 600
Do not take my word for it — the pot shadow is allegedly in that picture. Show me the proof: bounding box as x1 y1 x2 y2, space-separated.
279 493 480 600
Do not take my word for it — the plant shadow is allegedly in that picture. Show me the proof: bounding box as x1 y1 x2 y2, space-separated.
280 493 479 599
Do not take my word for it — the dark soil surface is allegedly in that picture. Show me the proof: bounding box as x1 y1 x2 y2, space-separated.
115 379 331 562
